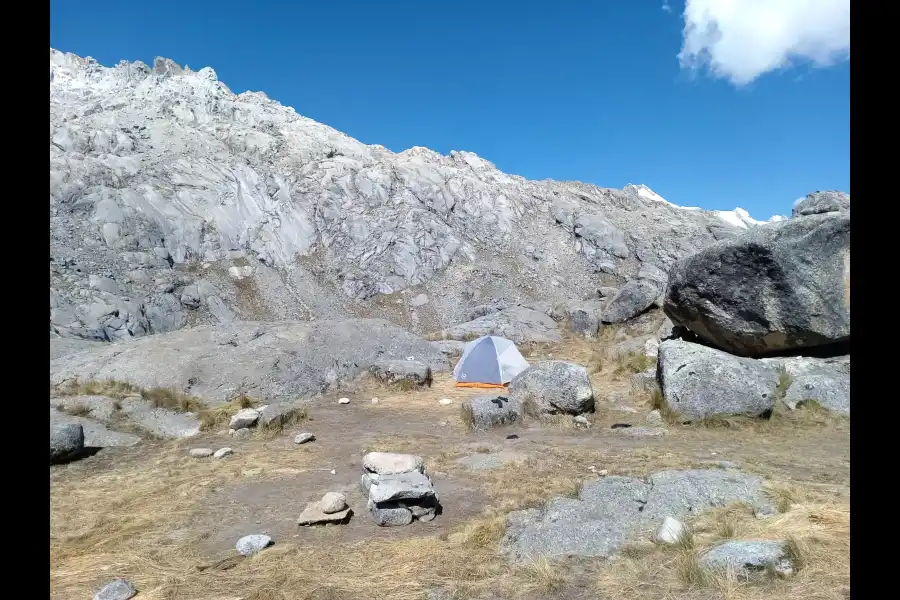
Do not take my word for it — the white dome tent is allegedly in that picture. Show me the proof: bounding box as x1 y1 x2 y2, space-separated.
452 335 530 388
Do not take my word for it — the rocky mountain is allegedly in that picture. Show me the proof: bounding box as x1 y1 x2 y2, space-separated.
50 49 781 343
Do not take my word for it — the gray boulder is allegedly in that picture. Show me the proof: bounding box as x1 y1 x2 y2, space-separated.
50 423 84 463
664 214 850 356
429 339 466 357
602 279 663 324
463 395 523 429
49 408 142 448
363 452 425 475
765 355 850 415
366 471 436 504
509 361 594 415
369 359 433 387
502 469 775 562
792 190 850 217
93 579 137 600
657 340 779 420
700 540 793 576
50 320 449 405
372 506 414 527
297 502 352 526
439 307 561 344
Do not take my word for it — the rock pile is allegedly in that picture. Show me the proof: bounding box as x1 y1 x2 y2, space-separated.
360 452 440 526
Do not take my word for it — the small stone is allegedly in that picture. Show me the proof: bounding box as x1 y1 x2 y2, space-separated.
235 534 273 556
294 432 315 444
319 492 348 514
574 415 591 426
653 516 686 545
438 398 453 405
371 398 379 404
646 410 664 425
213 447 233 459
93 578 137 600
297 502 352 526
330 469 336 475
232 428 251 439
190 448 214 458
372 506 413 527
598 469 609 476
338 397 350 404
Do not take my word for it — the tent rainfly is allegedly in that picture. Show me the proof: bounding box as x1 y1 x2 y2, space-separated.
452 335 530 388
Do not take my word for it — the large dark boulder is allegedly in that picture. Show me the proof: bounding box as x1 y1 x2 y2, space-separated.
664 214 849 357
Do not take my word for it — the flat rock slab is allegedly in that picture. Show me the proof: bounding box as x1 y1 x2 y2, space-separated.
50 409 141 448
297 502 352 526
229 408 260 429
363 452 424 475
700 540 792 576
120 398 201 438
366 471 437 504
502 469 775 562
257 402 305 429
615 426 667 438
764 355 850 415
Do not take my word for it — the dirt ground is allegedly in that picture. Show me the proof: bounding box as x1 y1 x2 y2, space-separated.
49 336 850 600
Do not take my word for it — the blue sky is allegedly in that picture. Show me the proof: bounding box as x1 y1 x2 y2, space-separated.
50 0 849 219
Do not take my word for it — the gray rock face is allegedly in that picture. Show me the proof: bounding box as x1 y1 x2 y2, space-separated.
369 359 432 387
119 397 201 438
235 534 273 556
792 191 850 217
665 214 850 356
700 540 792 576
439 307 561 344
509 361 595 415
766 355 850 415
50 50 759 344
546 300 605 337
602 279 664 324
50 423 84 463
429 339 466 357
50 320 448 405
463 395 523 429
502 469 774 562
657 340 778 420
93 579 137 600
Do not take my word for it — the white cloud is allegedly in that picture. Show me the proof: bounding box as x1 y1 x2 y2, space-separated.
678 0 850 85
662 1 673 13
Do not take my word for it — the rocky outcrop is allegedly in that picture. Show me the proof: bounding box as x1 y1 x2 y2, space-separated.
50 423 85 463
792 191 850 217
436 307 561 344
502 469 775 562
664 214 850 357
462 395 523 429
657 340 779 420
764 355 851 415
49 319 448 405
50 49 759 343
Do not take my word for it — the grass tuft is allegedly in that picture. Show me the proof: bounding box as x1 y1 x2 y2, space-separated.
61 403 92 417
55 378 140 399
141 387 203 413
613 351 656 377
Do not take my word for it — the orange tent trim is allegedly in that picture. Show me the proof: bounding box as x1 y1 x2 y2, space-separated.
455 382 508 389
